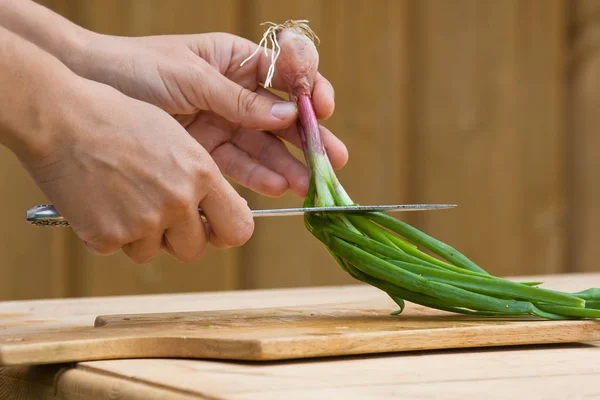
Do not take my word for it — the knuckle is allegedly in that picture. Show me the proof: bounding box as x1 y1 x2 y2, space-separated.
164 186 195 213
236 89 261 119
256 140 280 164
192 160 214 182
213 32 235 42
182 148 215 183
137 211 162 233
178 245 206 264
165 235 207 264
83 230 126 255
190 162 219 199
229 217 255 247
124 245 159 265
97 237 125 254
190 64 211 109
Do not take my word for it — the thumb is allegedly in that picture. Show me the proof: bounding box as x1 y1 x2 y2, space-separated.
197 66 298 130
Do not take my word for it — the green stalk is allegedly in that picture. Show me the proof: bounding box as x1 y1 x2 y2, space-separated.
345 261 509 317
329 236 541 314
366 213 489 274
322 222 491 278
320 219 581 307
297 94 336 208
532 304 600 319
285 23 600 321
572 288 600 301
389 261 584 307
346 216 489 274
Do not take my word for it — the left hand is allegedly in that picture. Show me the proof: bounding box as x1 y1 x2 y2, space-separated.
71 32 348 197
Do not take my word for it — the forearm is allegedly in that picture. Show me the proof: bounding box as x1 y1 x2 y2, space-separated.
0 0 93 70
0 25 79 161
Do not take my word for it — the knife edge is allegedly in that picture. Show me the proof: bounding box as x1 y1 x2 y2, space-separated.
25 203 457 227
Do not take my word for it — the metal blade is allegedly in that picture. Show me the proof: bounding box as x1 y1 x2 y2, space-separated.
25 203 457 227
251 204 457 217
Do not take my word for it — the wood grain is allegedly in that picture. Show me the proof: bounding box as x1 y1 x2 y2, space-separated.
0 365 63 400
568 0 600 273
241 0 413 289
2 294 599 366
57 368 200 400
0 365 198 400
57 0 245 297
0 273 598 399
0 2 73 302
0 149 70 301
4 1 597 301
78 344 600 400
411 0 566 276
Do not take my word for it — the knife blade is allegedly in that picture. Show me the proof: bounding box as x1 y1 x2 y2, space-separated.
25 203 457 227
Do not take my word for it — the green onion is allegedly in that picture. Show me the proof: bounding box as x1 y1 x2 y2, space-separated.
246 20 600 320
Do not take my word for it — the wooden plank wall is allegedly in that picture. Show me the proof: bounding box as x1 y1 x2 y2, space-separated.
0 0 594 300
568 0 600 273
412 0 567 277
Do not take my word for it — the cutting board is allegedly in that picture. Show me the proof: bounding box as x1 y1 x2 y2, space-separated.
1 299 599 366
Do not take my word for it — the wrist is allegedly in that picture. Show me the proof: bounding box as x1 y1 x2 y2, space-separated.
54 26 98 75
3 74 82 165
0 0 95 70
62 30 107 80
0 27 84 163
65 34 141 96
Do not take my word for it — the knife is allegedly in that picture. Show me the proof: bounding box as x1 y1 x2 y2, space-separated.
25 203 457 227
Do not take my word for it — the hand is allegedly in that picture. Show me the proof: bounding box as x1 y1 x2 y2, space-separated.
72 32 348 197
23 77 254 264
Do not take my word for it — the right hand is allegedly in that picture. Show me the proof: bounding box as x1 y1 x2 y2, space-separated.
22 77 254 264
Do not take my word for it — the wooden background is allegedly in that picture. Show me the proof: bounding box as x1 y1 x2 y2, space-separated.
1 0 597 301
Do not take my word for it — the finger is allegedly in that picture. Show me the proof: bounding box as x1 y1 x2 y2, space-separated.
254 87 347 170
183 112 235 153
173 113 198 129
122 232 163 264
193 63 298 131
84 241 119 256
271 122 348 171
202 222 230 249
231 128 309 197
312 74 335 120
162 208 208 263
246 43 334 119
80 225 126 256
193 34 333 120
212 142 289 197
182 108 309 196
198 163 255 248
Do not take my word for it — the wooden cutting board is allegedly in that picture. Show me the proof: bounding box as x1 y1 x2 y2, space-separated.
1 298 599 366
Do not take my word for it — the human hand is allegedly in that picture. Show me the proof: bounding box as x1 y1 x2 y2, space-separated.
71 32 348 197
22 76 254 264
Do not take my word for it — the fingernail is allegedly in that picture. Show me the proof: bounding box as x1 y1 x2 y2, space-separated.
271 102 297 120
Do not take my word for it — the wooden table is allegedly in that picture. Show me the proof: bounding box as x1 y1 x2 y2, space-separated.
1 273 599 399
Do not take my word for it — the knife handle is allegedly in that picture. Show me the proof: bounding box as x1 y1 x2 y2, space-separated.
26 204 209 227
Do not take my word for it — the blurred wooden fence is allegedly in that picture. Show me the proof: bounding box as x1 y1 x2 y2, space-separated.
0 0 597 300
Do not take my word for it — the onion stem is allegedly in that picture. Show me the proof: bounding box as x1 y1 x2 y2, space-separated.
244 20 600 321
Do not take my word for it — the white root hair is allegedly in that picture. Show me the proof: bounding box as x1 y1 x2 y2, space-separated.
240 20 319 89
